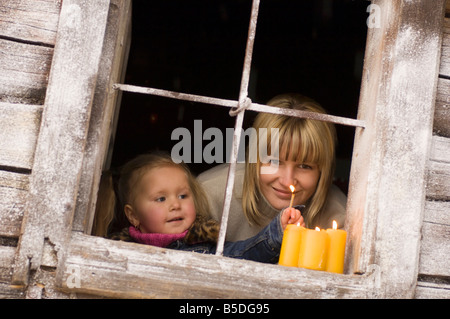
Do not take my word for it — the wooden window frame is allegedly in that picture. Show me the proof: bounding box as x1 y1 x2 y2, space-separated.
12 0 446 298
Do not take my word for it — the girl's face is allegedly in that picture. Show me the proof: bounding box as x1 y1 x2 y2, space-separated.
126 166 196 234
259 158 320 210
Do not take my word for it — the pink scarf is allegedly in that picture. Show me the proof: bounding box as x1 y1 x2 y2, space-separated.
128 226 188 248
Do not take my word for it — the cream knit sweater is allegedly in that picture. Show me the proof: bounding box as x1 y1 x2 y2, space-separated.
198 163 347 241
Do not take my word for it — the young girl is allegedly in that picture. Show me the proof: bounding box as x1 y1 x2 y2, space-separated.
94 152 304 264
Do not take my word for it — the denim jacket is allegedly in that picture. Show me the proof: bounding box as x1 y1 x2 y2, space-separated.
167 212 284 264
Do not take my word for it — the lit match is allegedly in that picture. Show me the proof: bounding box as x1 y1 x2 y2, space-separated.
289 185 295 208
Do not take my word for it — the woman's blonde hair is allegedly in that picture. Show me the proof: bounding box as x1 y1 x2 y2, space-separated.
242 93 337 228
92 152 211 237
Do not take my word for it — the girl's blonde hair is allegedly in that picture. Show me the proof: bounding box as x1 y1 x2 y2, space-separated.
242 93 337 228
92 152 211 237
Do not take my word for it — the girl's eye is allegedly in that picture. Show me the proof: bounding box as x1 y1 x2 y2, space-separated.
179 194 188 199
298 164 312 170
155 196 166 202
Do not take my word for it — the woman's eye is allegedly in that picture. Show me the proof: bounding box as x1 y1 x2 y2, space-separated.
298 164 312 170
268 158 280 165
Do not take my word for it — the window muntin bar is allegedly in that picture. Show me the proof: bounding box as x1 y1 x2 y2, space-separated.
113 83 366 128
215 111 246 255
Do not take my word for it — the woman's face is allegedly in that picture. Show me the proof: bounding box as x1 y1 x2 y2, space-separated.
259 158 320 210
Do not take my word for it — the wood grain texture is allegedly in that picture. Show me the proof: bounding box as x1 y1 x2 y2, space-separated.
419 222 450 277
0 0 61 45
439 18 450 77
0 0 447 299
427 161 450 201
434 77 450 137
0 170 29 238
0 102 42 170
72 0 132 235
419 137 450 281
415 281 450 299
0 246 25 298
416 137 450 296
0 39 53 104
427 135 450 201
345 0 446 298
57 233 378 299
12 0 110 285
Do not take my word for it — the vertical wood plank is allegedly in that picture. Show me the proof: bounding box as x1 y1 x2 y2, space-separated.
72 0 132 235
346 0 446 298
12 0 111 286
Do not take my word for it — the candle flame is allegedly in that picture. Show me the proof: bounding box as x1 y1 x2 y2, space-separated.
289 185 295 193
315 227 320 231
332 220 338 230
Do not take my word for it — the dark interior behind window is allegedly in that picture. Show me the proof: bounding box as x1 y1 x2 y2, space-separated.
111 0 368 194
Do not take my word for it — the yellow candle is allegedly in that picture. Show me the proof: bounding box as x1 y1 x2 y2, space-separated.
325 220 347 274
278 223 304 267
297 227 329 271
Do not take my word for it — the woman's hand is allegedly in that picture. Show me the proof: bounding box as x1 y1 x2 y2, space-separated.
281 207 305 230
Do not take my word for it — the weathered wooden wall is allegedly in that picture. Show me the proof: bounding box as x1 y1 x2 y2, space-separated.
1 0 130 299
0 0 61 298
0 0 449 299
415 9 450 298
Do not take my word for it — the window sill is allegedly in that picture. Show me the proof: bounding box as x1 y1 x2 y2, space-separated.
54 232 378 299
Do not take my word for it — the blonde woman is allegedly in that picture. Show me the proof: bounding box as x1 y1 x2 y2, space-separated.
198 93 347 241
